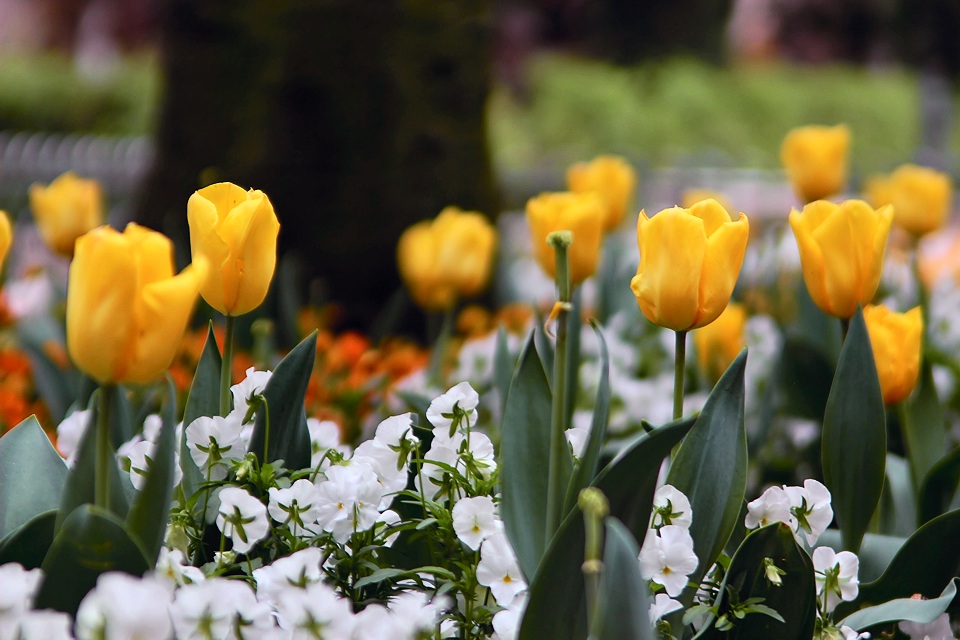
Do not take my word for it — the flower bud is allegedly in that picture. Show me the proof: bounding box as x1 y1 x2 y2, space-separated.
863 304 922 405
526 191 604 286
29 172 104 257
566 155 637 232
781 124 851 203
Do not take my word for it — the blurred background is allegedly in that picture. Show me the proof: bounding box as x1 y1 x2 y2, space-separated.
0 0 957 333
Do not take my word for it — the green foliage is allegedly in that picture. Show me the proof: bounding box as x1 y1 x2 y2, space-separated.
597 518 654 640
0 416 67 539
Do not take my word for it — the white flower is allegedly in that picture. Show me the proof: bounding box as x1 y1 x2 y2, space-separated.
125 438 183 491
351 605 394 640
216 487 270 554
307 417 350 468
452 495 499 551
268 479 322 537
784 479 833 546
419 431 498 498
142 413 164 442
374 413 419 449
899 613 955 640
813 547 859 613
253 547 324 605
76 572 172 640
170 578 245 640
839 625 872 640
426 382 480 434
476 532 527 605
155 547 204 587
3 273 53 320
565 426 590 459
314 464 384 543
15 609 73 640
56 409 91 467
452 333 499 387
492 593 527 640
649 593 683 623
185 414 246 481
274 581 354 638
0 563 43 640
388 591 449 637
651 484 693 530
352 436 411 510
231 367 272 416
638 525 698 597
377 510 402 547
745 485 793 530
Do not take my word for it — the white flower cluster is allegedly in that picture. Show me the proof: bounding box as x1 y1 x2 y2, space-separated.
744 478 833 546
639 485 697 622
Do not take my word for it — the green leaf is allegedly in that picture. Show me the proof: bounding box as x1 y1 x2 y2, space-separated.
815 529 903 584
700 523 817 640
247 331 316 470
821 306 885 553
125 378 178 564
597 518 654 640
34 504 150 616
353 568 406 589
0 415 68 539
918 444 960 525
840 578 958 632
493 326 515 418
900 363 946 493
563 320 610 516
565 291 582 427
108 384 136 448
666 349 748 595
180 323 221 513
0 510 58 569
500 332 563 581
15 319 74 424
876 453 915 537
534 323 554 382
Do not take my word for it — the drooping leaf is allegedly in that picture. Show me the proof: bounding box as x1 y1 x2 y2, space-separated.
821 307 886 553
34 504 150 616
247 331 316 470
841 578 958 632
0 415 68 539
0 510 58 569
900 363 946 493
597 518 654 640
180 323 221 513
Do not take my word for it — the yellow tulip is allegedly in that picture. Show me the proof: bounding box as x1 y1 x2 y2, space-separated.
863 304 922 405
789 199 893 319
865 164 952 237
565 155 637 232
681 189 733 213
67 224 206 384
187 182 280 316
694 303 747 384
631 199 749 331
781 124 851 203
29 171 104 257
397 206 498 311
526 191 605 286
0 211 11 269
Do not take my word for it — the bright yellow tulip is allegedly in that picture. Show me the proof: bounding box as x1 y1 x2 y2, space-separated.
789 199 893 319
187 182 280 316
863 304 922 405
0 211 11 269
565 155 637 232
631 199 749 331
29 172 104 257
865 164 952 237
781 124 851 203
397 206 498 311
694 303 747 384
526 192 605 286
67 224 206 384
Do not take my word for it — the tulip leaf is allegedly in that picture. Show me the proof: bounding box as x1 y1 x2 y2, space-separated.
564 291 582 426
108 383 136 448
125 378 178 564
181 323 221 512
666 349 748 595
777 333 835 421
900 363 946 493
875 453 915 538
500 332 563 581
919 445 960 524
247 330 316 470
821 307 886 554
0 509 58 569
0 415 68 539
597 517 654 640
698 523 817 640
840 577 958 633
534 323 554 382
34 504 150 616
493 326 515 418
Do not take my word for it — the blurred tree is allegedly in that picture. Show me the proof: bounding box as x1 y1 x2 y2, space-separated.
137 0 498 334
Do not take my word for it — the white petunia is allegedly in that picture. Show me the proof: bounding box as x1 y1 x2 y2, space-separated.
565 426 590 459
651 484 693 530
253 547 323 605
268 479 322 537
784 479 833 546
274 581 354 638
899 612 955 640
426 382 480 434
744 485 793 530
142 413 164 442
125 438 183 491
76 572 172 640
0 563 43 640
231 367 272 417
388 591 449 638
55 408 92 467
170 578 249 640
649 593 683 623
374 413 419 449
216 487 270 554
813 546 859 613
307 417 351 468
452 495 499 551
314 463 384 543
476 532 527 605
492 592 527 640
15 609 73 640
638 525 698 597
155 547 205 587
185 414 246 481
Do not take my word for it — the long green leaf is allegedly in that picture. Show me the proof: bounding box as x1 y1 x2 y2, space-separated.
500 332 561 581
35 504 150 616
597 518 654 640
247 331 316 470
841 578 958 632
0 416 68 538
876 453 915 538
0 510 58 569
815 529 904 584
900 363 946 493
666 349 748 595
918 444 960 524
821 307 885 553
493 326 515 418
181 323 222 507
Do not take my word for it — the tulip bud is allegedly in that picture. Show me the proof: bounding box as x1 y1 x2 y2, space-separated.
0 211 12 269
694 303 747 384
863 304 922 405
67 224 207 384
187 182 280 316
781 124 851 203
526 191 604 286
789 199 893 319
631 199 749 331
565 155 637 232
865 164 953 237
397 206 498 312
29 172 104 257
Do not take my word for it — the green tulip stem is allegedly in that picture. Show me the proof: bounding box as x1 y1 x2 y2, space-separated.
910 239 930 347
95 383 116 510
578 488 609 640
427 307 455 387
220 315 236 417
673 330 687 421
546 231 574 544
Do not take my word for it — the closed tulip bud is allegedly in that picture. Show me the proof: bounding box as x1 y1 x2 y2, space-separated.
863 304 922 404
526 191 605 286
0 211 11 269
631 199 749 331
187 182 280 316
565 155 637 232
397 206 498 312
29 172 104 257
781 124 851 203
865 164 952 237
789 199 893 319
67 224 207 384
694 303 747 384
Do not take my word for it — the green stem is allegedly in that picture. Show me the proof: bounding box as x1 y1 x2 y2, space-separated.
840 317 851 343
94 384 116 510
546 232 573 545
673 330 687 421
219 315 236 417
427 307 455 387
261 396 271 463
910 239 930 349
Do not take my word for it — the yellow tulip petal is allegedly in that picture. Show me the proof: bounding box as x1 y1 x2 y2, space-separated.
687 198 732 236
198 182 250 221
0 211 12 268
789 208 831 315
810 204 863 318
216 192 279 314
696 213 749 328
